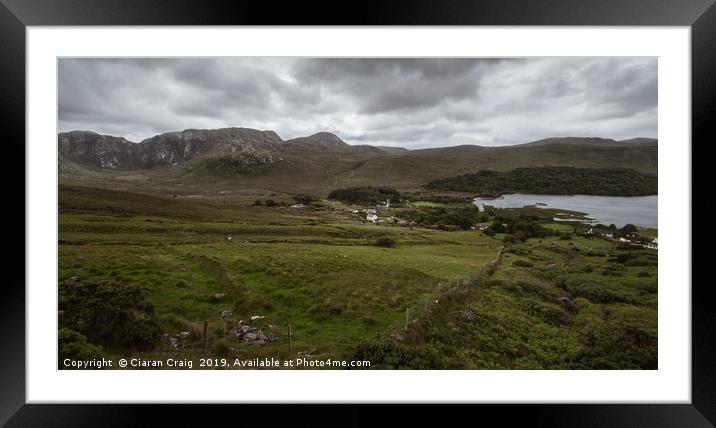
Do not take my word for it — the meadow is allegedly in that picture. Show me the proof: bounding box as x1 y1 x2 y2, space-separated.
58 185 657 369
58 185 501 365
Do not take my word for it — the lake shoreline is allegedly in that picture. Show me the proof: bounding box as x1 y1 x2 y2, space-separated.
473 193 658 228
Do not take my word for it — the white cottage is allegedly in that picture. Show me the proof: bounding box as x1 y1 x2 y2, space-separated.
366 209 378 223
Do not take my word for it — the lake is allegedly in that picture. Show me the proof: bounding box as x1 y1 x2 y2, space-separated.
473 194 657 228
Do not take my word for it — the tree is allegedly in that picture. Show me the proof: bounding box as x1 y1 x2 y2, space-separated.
293 194 313 205
621 224 638 235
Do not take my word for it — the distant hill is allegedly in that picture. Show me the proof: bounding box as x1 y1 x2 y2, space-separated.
58 128 658 194
376 146 410 154
330 139 657 189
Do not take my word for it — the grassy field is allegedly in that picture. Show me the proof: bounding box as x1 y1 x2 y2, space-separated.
59 185 501 365
58 184 657 369
359 233 658 369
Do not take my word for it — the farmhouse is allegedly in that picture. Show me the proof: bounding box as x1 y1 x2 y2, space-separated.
587 227 614 239
376 199 391 212
366 209 378 223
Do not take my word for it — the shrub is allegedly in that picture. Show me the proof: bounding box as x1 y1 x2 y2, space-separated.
350 340 446 369
563 276 642 304
58 328 104 369
512 259 534 268
293 194 313 205
374 237 396 248
211 339 232 357
58 280 161 351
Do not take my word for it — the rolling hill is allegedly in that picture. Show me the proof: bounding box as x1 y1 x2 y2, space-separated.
58 128 658 195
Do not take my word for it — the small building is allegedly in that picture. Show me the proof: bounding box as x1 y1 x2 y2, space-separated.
475 223 488 231
587 227 614 239
366 209 378 223
376 199 391 212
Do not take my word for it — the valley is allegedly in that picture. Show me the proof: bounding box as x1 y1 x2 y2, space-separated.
57 128 658 370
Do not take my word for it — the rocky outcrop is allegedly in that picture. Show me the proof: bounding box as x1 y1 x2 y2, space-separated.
58 127 391 172
58 131 138 169
58 127 284 170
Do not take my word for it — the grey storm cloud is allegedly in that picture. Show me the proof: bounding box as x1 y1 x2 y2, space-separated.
58 57 657 148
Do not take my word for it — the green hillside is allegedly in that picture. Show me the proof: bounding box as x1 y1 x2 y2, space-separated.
59 139 657 196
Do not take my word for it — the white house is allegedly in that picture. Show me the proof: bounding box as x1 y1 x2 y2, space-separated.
587 227 614 239
366 209 378 222
376 199 391 212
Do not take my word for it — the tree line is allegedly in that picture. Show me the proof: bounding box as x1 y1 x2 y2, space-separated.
426 167 657 196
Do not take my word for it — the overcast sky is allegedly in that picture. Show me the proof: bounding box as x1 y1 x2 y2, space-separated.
58 57 657 148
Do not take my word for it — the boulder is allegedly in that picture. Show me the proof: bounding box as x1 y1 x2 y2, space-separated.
462 309 478 322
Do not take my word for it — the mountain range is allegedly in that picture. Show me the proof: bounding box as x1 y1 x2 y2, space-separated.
58 128 657 193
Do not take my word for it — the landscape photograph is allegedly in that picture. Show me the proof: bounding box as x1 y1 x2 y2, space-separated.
57 57 658 370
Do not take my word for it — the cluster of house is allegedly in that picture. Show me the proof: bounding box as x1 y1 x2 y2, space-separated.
587 227 658 250
364 199 391 223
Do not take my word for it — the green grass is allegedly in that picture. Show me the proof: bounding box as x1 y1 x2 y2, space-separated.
410 201 446 208
381 234 657 369
58 185 656 369
59 185 500 363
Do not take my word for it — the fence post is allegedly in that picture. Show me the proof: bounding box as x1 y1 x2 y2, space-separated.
202 320 208 349
405 307 410 332
288 324 293 360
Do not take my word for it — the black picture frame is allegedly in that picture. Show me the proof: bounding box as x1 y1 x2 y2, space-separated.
1 0 712 425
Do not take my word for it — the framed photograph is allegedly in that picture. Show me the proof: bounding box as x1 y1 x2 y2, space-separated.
3 0 712 425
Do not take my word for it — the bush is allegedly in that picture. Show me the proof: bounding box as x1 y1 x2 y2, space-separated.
58 328 104 369
211 339 232 357
59 280 161 351
374 237 396 248
512 259 534 268
563 276 642 304
293 194 313 205
350 340 446 369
